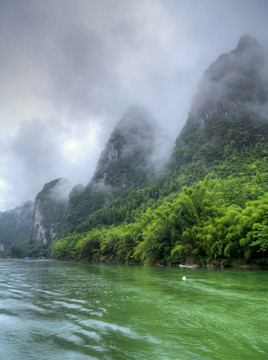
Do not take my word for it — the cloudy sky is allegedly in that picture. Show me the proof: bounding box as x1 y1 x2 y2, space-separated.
0 0 267 211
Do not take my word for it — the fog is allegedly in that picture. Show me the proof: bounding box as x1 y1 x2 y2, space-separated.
0 0 267 210
191 35 268 120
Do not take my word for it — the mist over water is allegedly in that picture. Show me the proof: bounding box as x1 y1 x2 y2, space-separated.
0 260 267 359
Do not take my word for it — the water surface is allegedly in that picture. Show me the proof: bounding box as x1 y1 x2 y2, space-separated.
0 260 267 359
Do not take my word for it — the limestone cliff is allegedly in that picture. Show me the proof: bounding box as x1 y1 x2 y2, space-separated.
31 178 72 244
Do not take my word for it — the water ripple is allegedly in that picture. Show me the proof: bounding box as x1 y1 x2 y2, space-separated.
0 260 267 360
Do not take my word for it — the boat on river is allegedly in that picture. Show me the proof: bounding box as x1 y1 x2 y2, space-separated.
179 264 194 268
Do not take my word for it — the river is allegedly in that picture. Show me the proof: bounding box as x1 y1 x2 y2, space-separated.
0 260 267 359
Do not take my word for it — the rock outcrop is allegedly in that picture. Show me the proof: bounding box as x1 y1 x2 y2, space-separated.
31 178 72 244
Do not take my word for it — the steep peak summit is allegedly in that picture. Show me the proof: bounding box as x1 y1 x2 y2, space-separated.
37 178 72 201
115 105 155 134
232 34 265 69
92 105 156 188
234 35 260 53
170 35 268 177
190 35 267 122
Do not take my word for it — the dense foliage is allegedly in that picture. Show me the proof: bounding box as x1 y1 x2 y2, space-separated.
51 175 268 266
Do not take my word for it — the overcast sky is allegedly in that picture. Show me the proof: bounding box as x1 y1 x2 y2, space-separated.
0 0 267 211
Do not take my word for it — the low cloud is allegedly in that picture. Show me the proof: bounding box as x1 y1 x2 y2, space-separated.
0 0 267 210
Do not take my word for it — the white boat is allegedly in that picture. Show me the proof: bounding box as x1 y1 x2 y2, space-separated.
179 264 193 268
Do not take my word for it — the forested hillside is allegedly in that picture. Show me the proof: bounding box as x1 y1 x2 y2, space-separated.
51 35 268 266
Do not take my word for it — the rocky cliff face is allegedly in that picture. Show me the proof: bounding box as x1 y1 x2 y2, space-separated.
31 198 47 244
31 178 72 244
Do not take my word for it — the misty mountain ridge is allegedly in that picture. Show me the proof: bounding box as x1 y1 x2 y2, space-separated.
191 35 268 121
92 105 156 188
62 105 157 233
169 35 268 181
1 35 268 262
62 34 268 240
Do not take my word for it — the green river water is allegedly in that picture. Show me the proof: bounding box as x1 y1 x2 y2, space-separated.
0 260 267 359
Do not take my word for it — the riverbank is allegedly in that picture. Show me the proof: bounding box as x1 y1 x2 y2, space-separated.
62 256 268 270
2 256 267 269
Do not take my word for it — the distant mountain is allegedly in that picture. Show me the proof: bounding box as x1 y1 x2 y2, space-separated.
31 178 72 244
0 201 34 254
63 105 157 233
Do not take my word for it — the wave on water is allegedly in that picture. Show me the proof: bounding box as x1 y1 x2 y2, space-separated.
0 260 267 360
